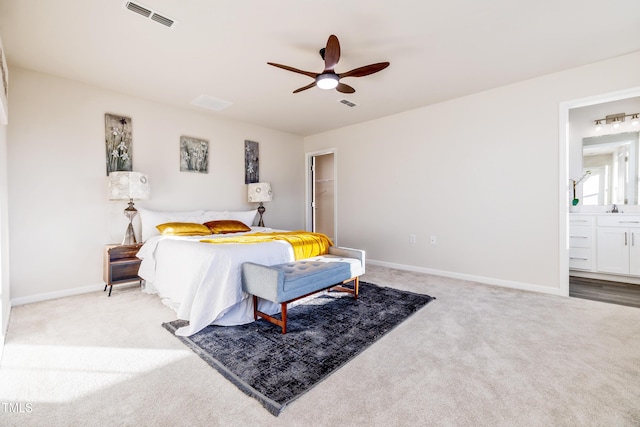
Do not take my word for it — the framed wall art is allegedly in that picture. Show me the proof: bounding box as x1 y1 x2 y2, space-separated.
0 36 8 125
105 113 133 175
180 136 209 173
244 140 259 184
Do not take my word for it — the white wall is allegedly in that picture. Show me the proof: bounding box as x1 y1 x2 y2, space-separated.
7 67 305 301
305 52 640 294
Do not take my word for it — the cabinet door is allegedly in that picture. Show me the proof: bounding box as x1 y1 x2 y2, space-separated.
597 227 630 274
629 228 640 276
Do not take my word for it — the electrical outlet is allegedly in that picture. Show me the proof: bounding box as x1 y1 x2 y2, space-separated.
430 236 437 245
409 234 417 244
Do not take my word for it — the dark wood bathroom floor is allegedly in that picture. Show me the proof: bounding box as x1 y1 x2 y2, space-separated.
570 276 640 308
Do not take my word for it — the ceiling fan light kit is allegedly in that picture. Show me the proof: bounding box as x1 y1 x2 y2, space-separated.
268 34 390 94
316 74 339 90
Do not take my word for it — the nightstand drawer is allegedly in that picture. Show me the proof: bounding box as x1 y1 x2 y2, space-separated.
108 245 142 260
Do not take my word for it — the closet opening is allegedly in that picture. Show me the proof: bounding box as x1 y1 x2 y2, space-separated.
306 149 337 244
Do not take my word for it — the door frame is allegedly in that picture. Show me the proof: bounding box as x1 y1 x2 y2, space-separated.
559 86 640 297
305 148 338 244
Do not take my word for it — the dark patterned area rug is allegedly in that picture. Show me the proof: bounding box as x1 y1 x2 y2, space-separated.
162 281 435 416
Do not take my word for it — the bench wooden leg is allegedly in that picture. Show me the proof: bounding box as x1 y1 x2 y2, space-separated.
253 300 289 334
330 276 359 299
353 276 359 299
281 303 287 334
251 277 360 334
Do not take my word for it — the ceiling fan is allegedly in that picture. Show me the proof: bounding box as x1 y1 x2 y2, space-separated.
267 34 390 94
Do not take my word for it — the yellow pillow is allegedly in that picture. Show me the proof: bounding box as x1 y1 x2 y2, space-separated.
204 220 251 234
156 222 212 236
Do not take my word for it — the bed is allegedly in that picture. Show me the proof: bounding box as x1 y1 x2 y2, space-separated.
136 208 317 336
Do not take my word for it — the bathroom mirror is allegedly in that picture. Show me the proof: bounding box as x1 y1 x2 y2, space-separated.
582 132 640 205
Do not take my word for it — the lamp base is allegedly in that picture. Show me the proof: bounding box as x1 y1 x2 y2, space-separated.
257 202 266 227
122 199 138 245
122 222 137 245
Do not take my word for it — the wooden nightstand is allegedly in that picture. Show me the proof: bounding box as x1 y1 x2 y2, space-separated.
103 243 144 296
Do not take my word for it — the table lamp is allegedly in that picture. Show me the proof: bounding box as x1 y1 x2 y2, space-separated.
108 171 150 244
247 182 272 227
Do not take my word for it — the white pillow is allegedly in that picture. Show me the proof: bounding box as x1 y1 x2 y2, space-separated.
228 210 258 227
138 208 205 242
201 211 229 223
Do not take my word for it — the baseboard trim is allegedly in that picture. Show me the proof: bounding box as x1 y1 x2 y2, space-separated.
10 261 563 306
367 259 563 296
11 283 106 306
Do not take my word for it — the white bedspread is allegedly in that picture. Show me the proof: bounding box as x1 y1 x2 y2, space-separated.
137 228 294 336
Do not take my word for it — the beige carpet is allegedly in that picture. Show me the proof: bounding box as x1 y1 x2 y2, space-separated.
1 265 639 426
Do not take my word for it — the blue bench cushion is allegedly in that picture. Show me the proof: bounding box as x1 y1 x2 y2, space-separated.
272 260 351 302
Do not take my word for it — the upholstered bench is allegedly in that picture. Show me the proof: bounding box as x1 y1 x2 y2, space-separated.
241 246 365 334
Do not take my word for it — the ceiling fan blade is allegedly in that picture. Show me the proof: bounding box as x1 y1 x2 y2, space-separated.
267 62 318 79
339 62 390 79
293 82 317 93
323 34 341 71
336 83 355 94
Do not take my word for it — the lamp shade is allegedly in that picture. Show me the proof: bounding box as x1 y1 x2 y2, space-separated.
247 182 272 203
108 172 150 200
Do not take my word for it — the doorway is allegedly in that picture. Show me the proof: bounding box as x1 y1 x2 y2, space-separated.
306 150 337 243
560 86 640 298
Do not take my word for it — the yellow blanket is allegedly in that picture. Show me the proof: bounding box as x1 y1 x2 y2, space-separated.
200 231 333 260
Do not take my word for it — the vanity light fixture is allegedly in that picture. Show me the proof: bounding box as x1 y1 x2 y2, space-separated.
612 117 623 129
593 112 640 131
594 119 603 132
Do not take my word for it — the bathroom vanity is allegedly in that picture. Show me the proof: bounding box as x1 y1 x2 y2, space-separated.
570 213 640 284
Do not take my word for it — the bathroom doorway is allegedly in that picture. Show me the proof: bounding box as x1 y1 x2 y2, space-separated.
561 87 640 302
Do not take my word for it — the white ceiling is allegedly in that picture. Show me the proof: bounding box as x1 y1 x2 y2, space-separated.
1 0 639 136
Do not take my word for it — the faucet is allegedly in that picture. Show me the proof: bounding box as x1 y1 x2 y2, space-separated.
611 204 619 213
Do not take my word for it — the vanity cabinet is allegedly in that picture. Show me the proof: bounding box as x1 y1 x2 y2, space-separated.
596 216 640 275
570 214 640 279
569 215 595 271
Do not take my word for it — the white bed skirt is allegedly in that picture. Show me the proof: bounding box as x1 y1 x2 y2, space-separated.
138 233 294 336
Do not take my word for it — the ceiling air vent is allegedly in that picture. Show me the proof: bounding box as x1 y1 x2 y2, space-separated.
150 13 174 28
339 99 357 108
125 2 151 17
124 1 175 28
190 95 233 112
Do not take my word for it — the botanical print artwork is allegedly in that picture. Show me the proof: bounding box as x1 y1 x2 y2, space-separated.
0 38 8 124
105 113 133 175
0 47 7 99
245 140 259 184
180 136 209 173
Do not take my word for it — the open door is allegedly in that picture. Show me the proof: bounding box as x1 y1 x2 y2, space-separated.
308 151 337 243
